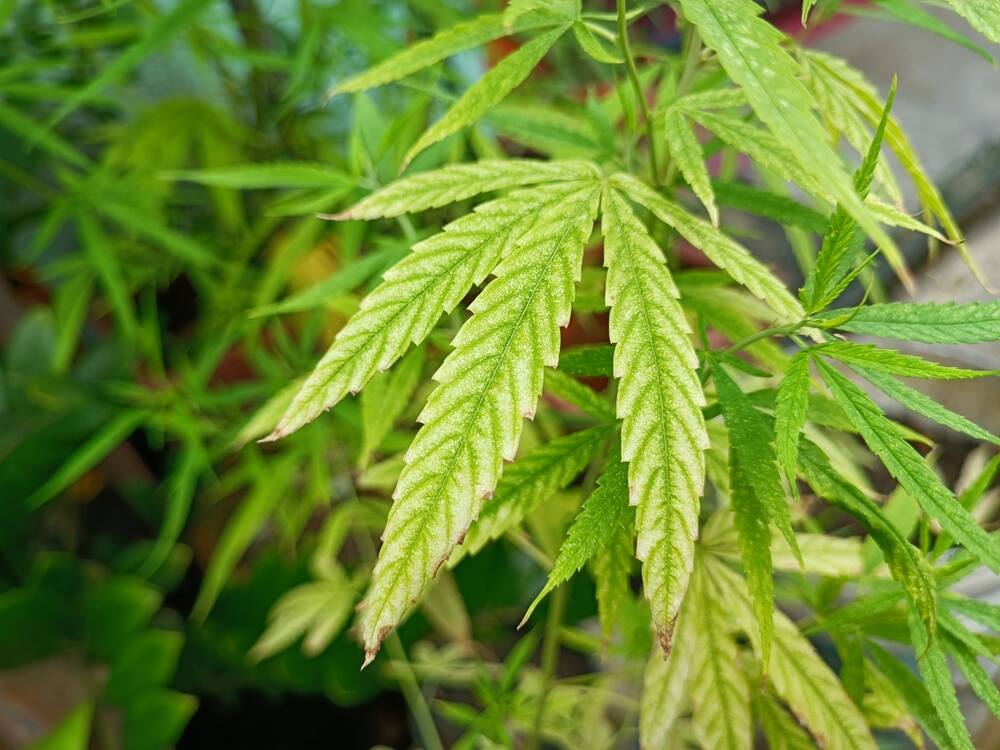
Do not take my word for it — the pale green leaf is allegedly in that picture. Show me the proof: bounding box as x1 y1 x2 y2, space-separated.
359 345 426 466
459 425 613 559
28 701 93 750
710 558 876 750
663 108 718 225
543 367 616 422
909 610 975 750
192 457 296 622
602 187 709 651
271 181 589 439
690 110 833 203
813 341 997 380
688 558 752 750
864 196 949 242
816 301 1000 344
774 352 811 493
943 0 1000 44
521 459 629 624
572 21 623 64
815 359 1000 576
357 184 600 663
854 366 1000 446
328 13 557 97
250 573 354 660
403 26 569 166
165 162 351 189
640 592 697 749
677 0 897 264
756 691 816 750
611 173 804 323
333 159 598 220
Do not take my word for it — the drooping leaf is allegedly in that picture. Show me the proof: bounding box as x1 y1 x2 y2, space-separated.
611 173 804 323
663 108 718 225
712 180 829 234
816 300 1000 344
815 359 1000 576
640 590 697 749
710 558 876 750
867 642 954 749
457 424 613 559
797 440 937 636
813 341 997 380
521 458 630 624
687 558 752 750
602 187 709 651
713 362 800 666
756 691 816 750
859 0 994 63
403 26 569 166
677 0 896 262
357 184 600 663
943 630 1000 722
908 609 975 750
271 180 591 439
774 352 811 494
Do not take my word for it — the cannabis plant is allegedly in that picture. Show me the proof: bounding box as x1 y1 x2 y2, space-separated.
4 0 1000 748
257 0 1000 747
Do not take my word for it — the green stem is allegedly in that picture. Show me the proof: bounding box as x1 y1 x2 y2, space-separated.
528 583 569 750
616 0 659 185
725 322 802 353
384 634 446 750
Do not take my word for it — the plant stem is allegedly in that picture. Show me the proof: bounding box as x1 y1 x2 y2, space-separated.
616 0 659 185
528 583 569 750
725 322 801 353
384 634 446 750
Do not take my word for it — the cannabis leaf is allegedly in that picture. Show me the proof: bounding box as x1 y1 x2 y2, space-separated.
710 557 877 750
602 186 708 651
797 440 937 636
327 12 563 97
943 0 1000 44
611 173 804 323
688 556 752 750
640 592 697 749
663 107 718 225
357 183 600 663
271 174 592 439
813 341 997 380
816 360 1000 577
817 301 1000 344
521 458 629 623
403 25 569 166
459 424 613 560
713 361 799 666
774 352 811 494
677 0 896 262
